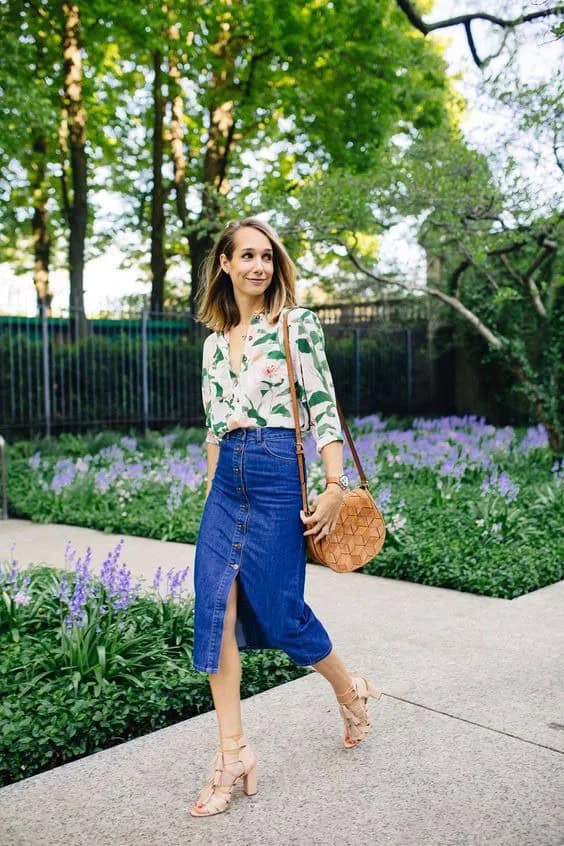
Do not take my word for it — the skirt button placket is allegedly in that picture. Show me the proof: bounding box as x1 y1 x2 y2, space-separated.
230 435 246 572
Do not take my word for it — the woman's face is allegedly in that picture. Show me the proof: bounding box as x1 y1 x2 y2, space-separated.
220 226 274 301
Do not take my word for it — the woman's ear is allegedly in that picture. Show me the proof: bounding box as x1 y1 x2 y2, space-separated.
219 253 230 275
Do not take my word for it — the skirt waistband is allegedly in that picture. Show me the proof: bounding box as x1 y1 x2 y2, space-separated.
223 426 296 442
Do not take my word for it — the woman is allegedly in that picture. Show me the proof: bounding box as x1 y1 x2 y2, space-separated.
191 217 382 817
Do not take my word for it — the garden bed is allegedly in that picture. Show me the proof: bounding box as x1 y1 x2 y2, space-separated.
0 548 308 787
6 415 564 598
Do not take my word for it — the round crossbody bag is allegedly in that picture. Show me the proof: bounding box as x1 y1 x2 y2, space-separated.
282 308 386 573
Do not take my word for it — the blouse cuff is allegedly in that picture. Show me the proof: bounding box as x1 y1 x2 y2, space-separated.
315 432 344 455
205 430 221 445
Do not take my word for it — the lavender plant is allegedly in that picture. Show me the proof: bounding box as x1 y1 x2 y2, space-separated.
1 541 193 697
6 416 564 597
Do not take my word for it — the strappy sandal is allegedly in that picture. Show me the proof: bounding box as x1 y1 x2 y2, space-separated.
337 675 383 748
191 733 257 817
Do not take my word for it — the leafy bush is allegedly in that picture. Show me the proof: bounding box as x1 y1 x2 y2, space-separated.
6 415 564 598
0 546 308 787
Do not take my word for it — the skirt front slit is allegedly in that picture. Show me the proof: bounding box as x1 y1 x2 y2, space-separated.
192 426 333 673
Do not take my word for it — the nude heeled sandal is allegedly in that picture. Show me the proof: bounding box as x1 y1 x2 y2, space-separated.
337 676 383 748
191 734 258 817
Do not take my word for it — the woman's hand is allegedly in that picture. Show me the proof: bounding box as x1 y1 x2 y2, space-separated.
300 486 344 540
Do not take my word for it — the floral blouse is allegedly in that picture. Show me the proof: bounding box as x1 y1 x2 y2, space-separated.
201 306 343 454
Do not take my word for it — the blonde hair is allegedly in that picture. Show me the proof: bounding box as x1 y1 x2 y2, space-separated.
195 217 298 332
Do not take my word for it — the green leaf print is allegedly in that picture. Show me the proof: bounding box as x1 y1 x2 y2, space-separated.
271 403 291 416
252 332 279 346
266 350 286 359
317 423 342 439
297 338 311 353
214 382 224 398
247 408 268 426
309 390 333 406
212 346 225 364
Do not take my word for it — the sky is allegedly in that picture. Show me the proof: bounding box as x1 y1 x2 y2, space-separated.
1 0 561 316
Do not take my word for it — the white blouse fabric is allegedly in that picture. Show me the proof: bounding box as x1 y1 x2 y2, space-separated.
201 306 344 454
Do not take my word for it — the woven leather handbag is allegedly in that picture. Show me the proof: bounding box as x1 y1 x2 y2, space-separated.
282 308 386 573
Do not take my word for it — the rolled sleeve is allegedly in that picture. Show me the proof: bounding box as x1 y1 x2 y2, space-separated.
291 308 344 455
202 339 221 446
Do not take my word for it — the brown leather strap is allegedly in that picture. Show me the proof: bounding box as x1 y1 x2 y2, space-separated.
282 308 369 516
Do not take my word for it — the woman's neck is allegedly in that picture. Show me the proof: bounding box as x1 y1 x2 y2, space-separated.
235 297 265 325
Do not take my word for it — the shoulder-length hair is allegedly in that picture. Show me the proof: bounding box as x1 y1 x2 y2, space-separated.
195 217 298 332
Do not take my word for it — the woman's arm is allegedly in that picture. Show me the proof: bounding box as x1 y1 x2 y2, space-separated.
319 438 344 481
301 439 345 539
205 442 220 498
201 335 221 498
292 309 345 539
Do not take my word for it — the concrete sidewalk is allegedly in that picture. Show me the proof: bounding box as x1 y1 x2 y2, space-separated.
0 519 562 846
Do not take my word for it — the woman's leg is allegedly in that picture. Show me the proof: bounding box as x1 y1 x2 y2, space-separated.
311 647 354 698
312 647 382 747
192 577 257 816
207 577 244 741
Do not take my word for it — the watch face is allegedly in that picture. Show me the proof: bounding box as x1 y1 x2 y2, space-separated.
339 474 349 489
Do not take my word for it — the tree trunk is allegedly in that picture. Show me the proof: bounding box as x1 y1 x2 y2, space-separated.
62 1 88 329
510 359 562 452
150 49 166 313
189 99 233 314
169 24 188 230
30 134 52 315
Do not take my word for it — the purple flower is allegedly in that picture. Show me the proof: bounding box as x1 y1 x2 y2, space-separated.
376 485 392 510
152 566 163 592
28 451 42 470
99 539 125 594
64 541 77 569
551 459 564 484
13 590 30 606
481 469 520 503
168 565 190 597
51 459 77 493
120 436 138 451
56 576 71 602
518 425 548 453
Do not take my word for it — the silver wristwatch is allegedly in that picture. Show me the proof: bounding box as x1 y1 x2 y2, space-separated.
326 474 350 491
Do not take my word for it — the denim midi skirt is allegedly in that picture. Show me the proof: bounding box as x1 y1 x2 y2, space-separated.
193 426 333 673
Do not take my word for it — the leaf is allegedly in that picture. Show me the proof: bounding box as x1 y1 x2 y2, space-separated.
308 390 333 406
271 404 291 416
246 409 268 426
297 339 311 353
251 332 278 346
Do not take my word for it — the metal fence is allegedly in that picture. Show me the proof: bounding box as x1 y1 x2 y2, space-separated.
0 302 454 439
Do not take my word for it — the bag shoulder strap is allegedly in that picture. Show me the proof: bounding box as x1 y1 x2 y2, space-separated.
282 307 369 493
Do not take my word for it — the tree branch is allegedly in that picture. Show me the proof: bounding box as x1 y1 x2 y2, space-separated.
523 243 556 318
448 258 470 298
338 239 504 349
394 0 564 66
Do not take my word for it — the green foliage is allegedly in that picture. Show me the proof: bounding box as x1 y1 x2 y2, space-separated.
0 0 454 296
0 561 308 787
